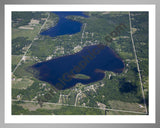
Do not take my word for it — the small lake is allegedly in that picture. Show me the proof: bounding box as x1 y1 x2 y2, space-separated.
40 11 89 37
32 44 124 90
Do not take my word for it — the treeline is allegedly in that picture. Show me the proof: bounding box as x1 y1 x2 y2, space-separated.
79 63 142 108
131 12 148 74
12 104 54 115
84 13 130 38
94 79 141 105
12 37 31 55
12 81 41 101
53 106 104 115
12 79 59 104
130 12 149 108
12 104 104 115
12 80 44 100
12 12 46 28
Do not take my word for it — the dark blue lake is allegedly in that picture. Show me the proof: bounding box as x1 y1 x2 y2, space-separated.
40 11 89 37
32 44 124 90
32 12 124 90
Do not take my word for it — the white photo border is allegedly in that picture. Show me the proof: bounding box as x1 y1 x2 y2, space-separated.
5 4 156 123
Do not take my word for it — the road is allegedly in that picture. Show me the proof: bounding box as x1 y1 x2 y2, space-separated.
58 93 62 104
74 91 82 106
128 12 148 114
12 99 146 114
80 23 87 44
12 12 50 74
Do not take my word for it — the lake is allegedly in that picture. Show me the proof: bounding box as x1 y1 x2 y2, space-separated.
40 11 89 37
32 44 124 90
32 12 124 90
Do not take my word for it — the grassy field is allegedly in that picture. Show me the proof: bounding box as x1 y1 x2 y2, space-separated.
106 110 144 115
108 100 146 113
12 55 23 72
12 55 22 65
12 101 105 115
50 105 105 115
12 24 41 40
18 102 62 111
12 101 145 115
12 77 34 89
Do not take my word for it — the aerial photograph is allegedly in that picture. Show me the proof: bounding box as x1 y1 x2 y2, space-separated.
11 11 148 115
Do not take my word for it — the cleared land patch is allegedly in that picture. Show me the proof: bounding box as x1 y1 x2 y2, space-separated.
12 77 34 89
12 24 41 40
106 110 144 115
108 100 146 113
18 102 62 111
12 55 22 65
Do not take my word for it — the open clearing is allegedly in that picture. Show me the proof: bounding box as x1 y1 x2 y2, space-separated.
18 102 62 111
12 55 23 65
106 110 144 115
108 100 146 113
12 24 41 40
12 77 34 89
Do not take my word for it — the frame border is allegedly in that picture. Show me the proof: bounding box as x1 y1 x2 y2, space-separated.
0 0 159 128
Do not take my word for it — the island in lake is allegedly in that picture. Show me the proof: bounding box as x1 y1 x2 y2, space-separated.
71 74 91 80
32 44 124 90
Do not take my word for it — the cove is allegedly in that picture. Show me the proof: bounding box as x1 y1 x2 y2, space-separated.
40 11 89 37
32 44 125 90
